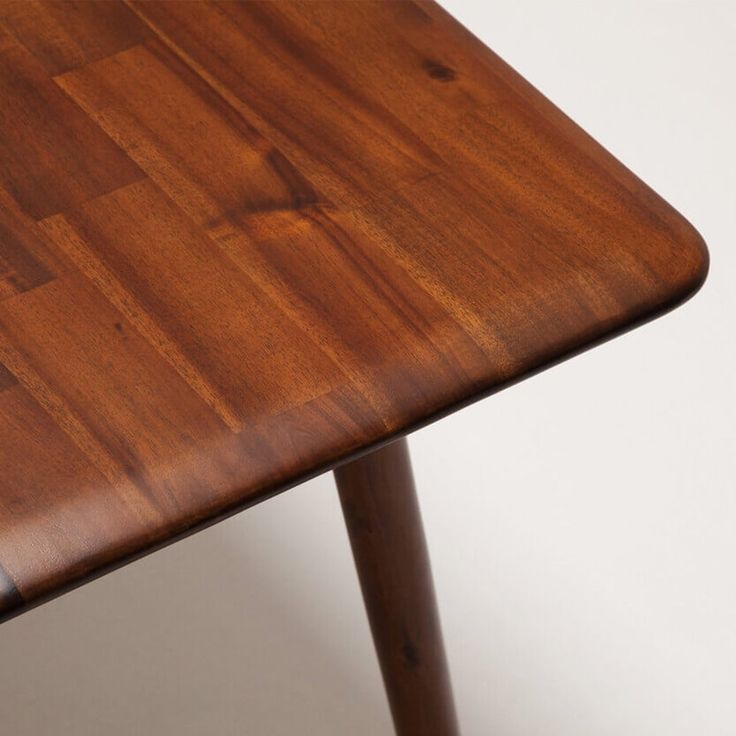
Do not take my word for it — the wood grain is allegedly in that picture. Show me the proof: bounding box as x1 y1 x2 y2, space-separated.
0 1 707 621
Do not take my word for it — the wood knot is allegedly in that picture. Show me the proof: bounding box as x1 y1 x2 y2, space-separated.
401 641 421 669
423 59 457 82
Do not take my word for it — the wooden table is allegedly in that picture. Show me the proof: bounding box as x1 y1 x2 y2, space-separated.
0 2 707 733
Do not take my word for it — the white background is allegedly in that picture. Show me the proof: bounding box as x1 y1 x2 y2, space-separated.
1 1 733 734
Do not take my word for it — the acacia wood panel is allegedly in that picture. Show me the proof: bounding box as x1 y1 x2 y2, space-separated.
0 0 707 621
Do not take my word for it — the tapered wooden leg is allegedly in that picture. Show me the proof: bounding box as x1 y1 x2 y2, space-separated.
334 437 460 736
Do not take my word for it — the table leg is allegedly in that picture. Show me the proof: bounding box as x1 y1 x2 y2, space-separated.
334 437 460 736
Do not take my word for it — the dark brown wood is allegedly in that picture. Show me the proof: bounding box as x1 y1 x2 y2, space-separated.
0 1 707 621
335 438 459 736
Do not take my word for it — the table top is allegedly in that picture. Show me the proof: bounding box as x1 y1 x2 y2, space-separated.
0 1 707 621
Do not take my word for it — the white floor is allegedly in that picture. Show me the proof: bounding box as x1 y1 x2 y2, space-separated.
1 2 734 734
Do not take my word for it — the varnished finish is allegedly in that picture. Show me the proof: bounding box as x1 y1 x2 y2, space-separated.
336 438 459 736
0 1 707 621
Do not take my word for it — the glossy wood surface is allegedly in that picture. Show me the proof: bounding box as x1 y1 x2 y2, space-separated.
0 1 707 621
336 438 459 736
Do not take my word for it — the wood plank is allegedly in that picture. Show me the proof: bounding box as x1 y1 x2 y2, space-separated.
0 359 17 393
56 39 324 230
125 1 440 206
0 384 147 601
0 272 236 525
0 186 71 302
0 0 149 75
0 30 143 219
43 180 345 425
